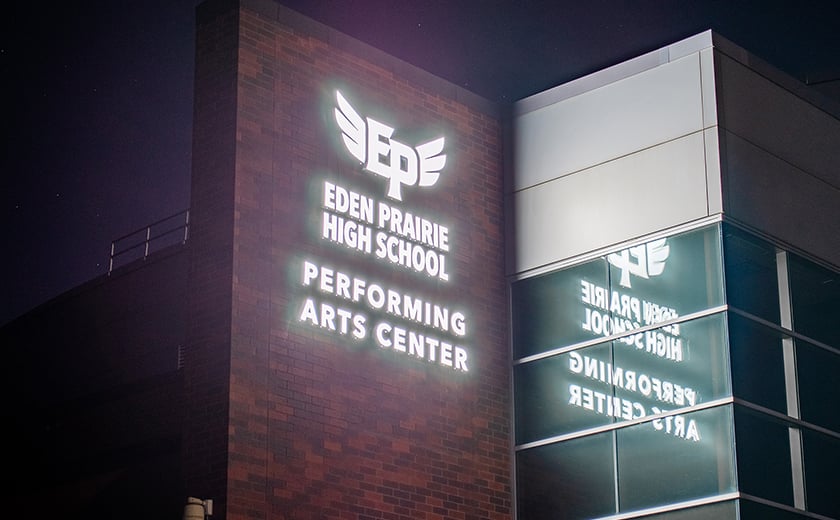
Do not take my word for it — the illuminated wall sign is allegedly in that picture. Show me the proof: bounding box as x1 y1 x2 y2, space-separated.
294 90 469 372
335 91 446 201
513 226 727 444
321 181 450 280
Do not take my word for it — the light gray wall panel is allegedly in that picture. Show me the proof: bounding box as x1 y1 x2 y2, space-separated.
717 52 840 190
705 127 723 214
511 132 710 274
700 48 718 127
513 53 706 192
722 131 840 266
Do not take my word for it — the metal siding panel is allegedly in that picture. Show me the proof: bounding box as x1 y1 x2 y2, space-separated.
513 132 709 273
700 48 718 127
514 53 705 192
722 130 840 266
704 127 723 215
717 53 840 189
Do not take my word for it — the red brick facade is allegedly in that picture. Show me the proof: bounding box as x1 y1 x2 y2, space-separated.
186 1 510 518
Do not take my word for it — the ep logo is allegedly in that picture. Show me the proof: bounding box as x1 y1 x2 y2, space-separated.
334 91 446 201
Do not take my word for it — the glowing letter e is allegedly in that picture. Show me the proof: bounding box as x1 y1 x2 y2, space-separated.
366 118 417 200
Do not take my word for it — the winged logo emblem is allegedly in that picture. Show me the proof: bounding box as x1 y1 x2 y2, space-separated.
608 238 670 288
334 91 446 201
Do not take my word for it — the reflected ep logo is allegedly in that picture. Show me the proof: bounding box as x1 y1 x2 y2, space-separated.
608 238 670 288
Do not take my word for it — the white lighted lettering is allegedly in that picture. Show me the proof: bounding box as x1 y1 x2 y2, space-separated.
299 297 366 340
295 90 469 375
373 319 468 372
301 260 465 335
301 259 469 371
334 91 446 201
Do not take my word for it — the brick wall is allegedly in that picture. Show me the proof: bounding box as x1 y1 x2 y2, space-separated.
188 1 510 518
182 0 240 510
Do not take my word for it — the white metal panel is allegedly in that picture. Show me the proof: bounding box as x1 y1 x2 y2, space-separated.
513 53 705 192
666 30 713 62
704 127 723 215
514 31 714 118
511 132 710 274
700 48 718 127
514 48 669 116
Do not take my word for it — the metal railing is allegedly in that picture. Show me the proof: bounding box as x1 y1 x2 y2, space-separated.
108 209 190 274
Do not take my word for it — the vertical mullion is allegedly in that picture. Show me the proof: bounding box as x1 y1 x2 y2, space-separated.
776 249 806 509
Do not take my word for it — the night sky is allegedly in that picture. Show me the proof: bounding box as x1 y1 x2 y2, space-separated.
3 0 839 325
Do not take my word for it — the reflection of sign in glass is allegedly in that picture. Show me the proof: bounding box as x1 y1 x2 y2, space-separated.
565 347 702 442
512 226 724 360
608 238 670 288
514 314 723 445
570 234 716 442
513 226 728 444
580 278 682 361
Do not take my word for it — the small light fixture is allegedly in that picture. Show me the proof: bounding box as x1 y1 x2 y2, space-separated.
183 497 213 519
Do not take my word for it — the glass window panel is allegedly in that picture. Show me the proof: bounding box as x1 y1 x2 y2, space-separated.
728 314 787 413
515 342 613 445
612 313 730 421
516 432 616 520
513 225 727 361
797 339 840 433
733 406 794 506
606 225 724 330
802 428 840 519
739 499 811 519
515 314 732 446
788 254 840 349
616 405 736 512
722 224 781 324
512 258 608 359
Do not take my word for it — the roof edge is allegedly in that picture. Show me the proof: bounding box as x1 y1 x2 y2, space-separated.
514 29 840 120
514 31 714 116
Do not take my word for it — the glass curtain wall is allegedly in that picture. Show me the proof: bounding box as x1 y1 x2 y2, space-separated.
512 224 736 519
512 223 840 519
724 224 840 520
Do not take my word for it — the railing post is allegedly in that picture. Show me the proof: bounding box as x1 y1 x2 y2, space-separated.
144 226 151 259
108 241 115 275
108 209 190 273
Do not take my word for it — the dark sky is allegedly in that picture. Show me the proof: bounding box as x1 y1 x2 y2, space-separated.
3 0 839 325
